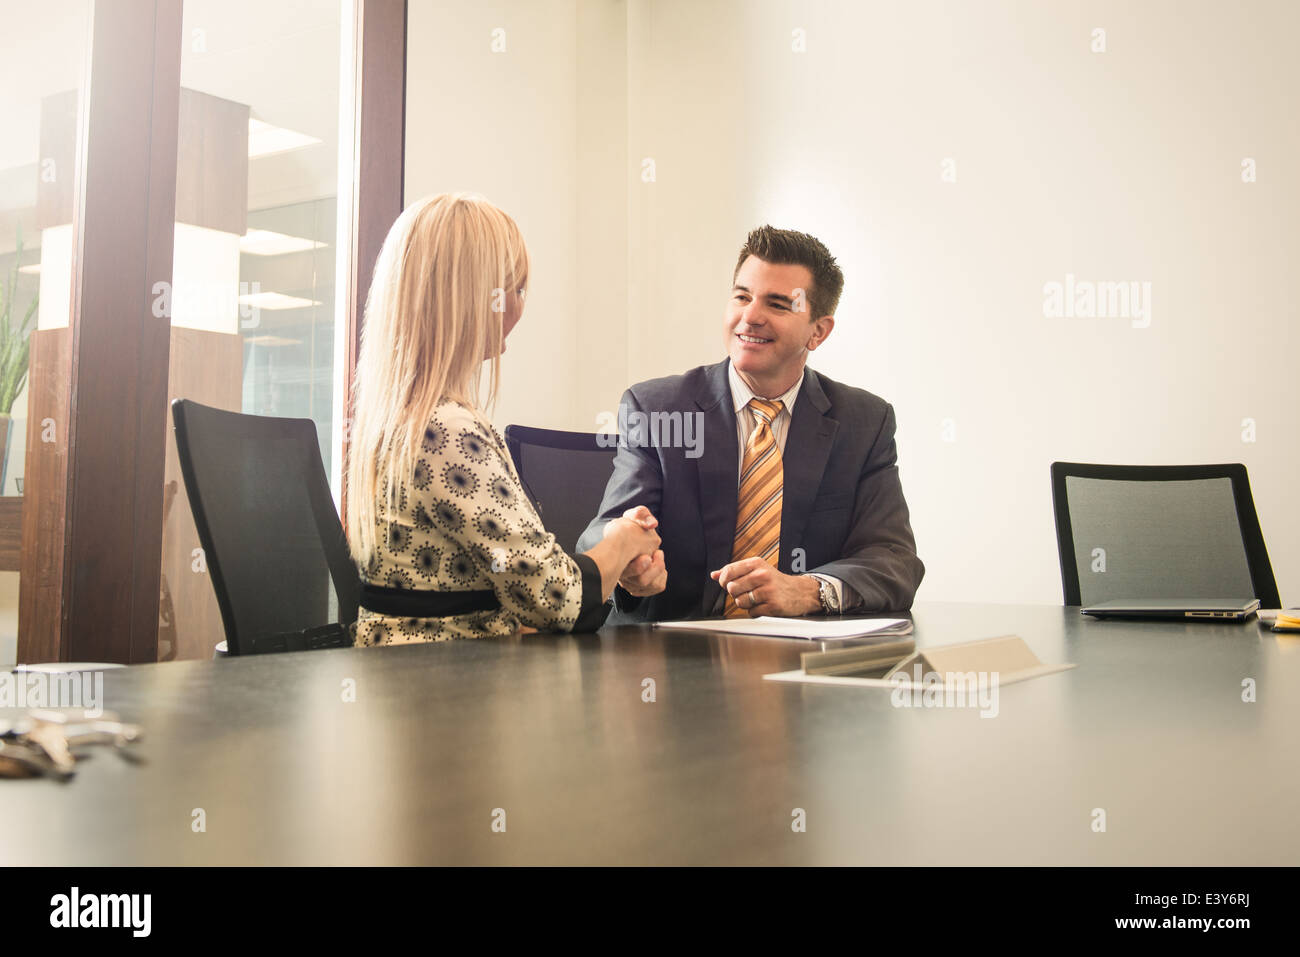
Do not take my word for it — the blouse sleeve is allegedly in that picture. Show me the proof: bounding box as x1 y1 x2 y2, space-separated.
416 404 608 632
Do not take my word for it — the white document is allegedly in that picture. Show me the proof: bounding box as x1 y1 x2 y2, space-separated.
653 616 912 641
763 663 1075 688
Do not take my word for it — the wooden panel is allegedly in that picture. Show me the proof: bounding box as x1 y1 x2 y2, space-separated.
17 328 71 663
36 86 245 235
174 88 249 236
19 0 185 665
341 0 407 517
161 327 241 661
0 499 23 571
35 90 79 231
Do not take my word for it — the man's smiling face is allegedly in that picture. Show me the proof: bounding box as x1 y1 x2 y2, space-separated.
725 256 833 397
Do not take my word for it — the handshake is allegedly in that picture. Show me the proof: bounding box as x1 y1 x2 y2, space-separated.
598 505 825 616
600 506 668 597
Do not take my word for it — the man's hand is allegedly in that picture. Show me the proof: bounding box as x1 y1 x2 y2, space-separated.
711 558 821 617
608 506 667 597
620 548 667 597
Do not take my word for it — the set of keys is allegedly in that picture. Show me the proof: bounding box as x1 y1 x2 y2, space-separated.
0 709 143 780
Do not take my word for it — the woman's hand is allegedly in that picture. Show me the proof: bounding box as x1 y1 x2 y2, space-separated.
585 506 661 601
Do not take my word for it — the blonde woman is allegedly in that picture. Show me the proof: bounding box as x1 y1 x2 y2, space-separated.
346 193 660 643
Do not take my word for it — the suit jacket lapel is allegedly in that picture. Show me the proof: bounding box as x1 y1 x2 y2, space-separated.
695 360 737 614
778 368 837 572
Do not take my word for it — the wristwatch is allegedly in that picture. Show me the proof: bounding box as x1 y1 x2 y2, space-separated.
814 575 841 615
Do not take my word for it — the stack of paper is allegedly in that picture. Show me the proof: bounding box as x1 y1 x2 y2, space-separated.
653 616 913 641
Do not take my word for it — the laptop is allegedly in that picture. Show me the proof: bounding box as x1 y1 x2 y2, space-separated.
1081 598 1260 621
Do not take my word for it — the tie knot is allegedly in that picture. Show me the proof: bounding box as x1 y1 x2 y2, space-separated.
748 398 783 426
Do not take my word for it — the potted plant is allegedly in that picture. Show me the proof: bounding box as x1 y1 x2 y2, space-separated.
0 227 38 493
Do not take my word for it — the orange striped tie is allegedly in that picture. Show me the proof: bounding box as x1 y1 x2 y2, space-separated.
724 398 784 618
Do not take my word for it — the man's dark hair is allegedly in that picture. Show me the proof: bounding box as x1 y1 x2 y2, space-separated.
733 225 844 319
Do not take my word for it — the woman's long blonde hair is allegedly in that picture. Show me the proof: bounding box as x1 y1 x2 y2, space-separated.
346 192 528 568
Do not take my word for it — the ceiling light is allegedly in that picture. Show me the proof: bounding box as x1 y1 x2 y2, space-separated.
237 291 321 310
239 229 325 256
247 118 322 158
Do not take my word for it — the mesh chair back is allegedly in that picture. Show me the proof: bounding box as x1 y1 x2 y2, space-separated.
503 425 617 555
172 399 359 655
1051 462 1279 608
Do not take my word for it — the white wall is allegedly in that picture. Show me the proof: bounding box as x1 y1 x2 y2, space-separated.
407 0 1299 606
406 0 583 432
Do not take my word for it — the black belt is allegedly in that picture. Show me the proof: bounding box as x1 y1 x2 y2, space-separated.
360 583 500 618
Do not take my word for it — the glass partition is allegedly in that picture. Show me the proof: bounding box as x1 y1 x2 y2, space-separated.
0 0 91 666
160 0 348 660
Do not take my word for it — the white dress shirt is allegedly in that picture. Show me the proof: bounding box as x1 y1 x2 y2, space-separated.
726 363 847 613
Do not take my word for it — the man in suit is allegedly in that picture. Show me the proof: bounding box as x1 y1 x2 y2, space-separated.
577 225 923 621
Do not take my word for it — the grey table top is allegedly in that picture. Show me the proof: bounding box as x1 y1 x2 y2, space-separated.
1 602 1295 865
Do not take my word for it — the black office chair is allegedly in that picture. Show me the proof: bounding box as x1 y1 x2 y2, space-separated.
171 399 359 656
1050 462 1280 608
503 424 618 555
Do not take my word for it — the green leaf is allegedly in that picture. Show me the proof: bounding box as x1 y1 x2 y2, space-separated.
0 226 36 414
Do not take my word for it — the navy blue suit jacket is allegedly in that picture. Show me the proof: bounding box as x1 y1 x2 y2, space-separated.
576 359 924 622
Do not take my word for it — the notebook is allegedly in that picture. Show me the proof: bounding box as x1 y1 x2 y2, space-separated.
1080 598 1259 621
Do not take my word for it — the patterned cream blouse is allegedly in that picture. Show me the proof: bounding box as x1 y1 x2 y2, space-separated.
356 401 604 644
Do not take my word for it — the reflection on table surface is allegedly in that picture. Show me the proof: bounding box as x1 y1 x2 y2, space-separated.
0 603 1295 865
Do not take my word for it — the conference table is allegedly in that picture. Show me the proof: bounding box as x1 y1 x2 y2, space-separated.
1 602 1296 865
